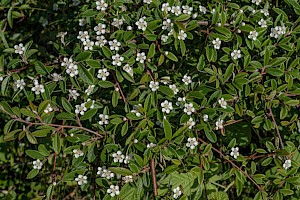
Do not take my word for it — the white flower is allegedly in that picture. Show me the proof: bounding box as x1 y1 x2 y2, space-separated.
173 187 182 199
112 54 124 66
270 26 286 38
66 63 78 77
258 19 267 28
39 16 48 27
135 17 147 31
131 104 142 117
231 50 242 60
50 73 63 82
112 151 125 163
182 75 192 85
75 175 87 185
79 19 85 26
14 79 26 90
283 160 292 170
127 26 132 30
203 114 209 122
215 119 224 130
147 143 156 148
248 31 258 41
161 35 169 42
168 29 174 36
61 57 73 67
218 98 227 109
178 30 187 40
112 18 124 28
75 103 87 115
123 175 133 183
109 39 121 51
96 0 108 11
230 147 239 159
95 35 107 47
252 0 262 5
44 104 53 113
73 149 84 158
136 52 146 63
212 38 221 49
149 81 159 92
97 68 110 80
161 3 171 13
83 39 94 51
107 185 120 197
182 5 193 14
186 137 198 149
162 19 173 30
260 9 269 16
84 85 94 96
31 80 45 95
169 84 179 95
192 12 198 19
171 6 182 16
53 3 58 11
186 118 196 129
94 23 106 35
211 8 216 14
98 166 115 179
72 0 81 6
68 89 80 100
184 103 195 115
99 114 109 125
143 0 152 4
124 155 131 164
77 31 90 42
123 64 133 76
14 43 25 55
176 96 186 106
33 159 43 170
161 100 173 114
199 5 207 14
134 139 138 143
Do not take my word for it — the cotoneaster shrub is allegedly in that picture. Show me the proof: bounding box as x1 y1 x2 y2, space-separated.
1 0 300 199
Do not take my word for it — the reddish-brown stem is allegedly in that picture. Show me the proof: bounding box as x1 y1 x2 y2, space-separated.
150 158 158 197
269 107 284 149
197 137 263 192
12 117 103 138
146 70 155 81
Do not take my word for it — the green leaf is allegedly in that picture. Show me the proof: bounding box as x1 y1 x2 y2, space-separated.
26 132 38 144
81 9 98 17
101 46 113 59
80 109 98 120
108 167 132 176
78 65 94 84
176 14 190 21
165 52 178 62
7 7 13 28
7 58 21 68
121 121 128 136
61 97 73 113
53 132 61 154
38 144 50 156
86 59 101 68
204 128 217 143
27 169 39 179
25 150 45 159
144 34 157 41
279 189 294 196
112 90 119 107
147 43 155 59
1 76 10 96
266 67 284 77
98 81 114 88
285 100 299 106
158 86 174 97
35 61 48 75
76 51 92 62
163 119 172 140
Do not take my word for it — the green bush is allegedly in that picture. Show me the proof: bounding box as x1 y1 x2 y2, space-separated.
1 0 300 199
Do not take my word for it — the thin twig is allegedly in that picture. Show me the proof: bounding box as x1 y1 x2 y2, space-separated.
13 117 103 138
197 137 263 192
150 158 158 197
146 69 155 81
269 107 284 149
112 73 133 127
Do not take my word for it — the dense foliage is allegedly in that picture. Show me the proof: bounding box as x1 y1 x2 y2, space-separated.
1 0 300 199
